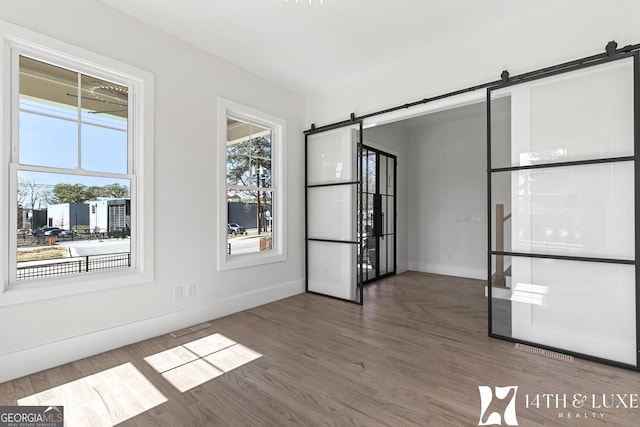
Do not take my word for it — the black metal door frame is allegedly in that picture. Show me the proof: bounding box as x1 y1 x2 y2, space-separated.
361 145 397 284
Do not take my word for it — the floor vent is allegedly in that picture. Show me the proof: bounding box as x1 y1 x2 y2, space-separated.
171 322 212 338
515 343 574 363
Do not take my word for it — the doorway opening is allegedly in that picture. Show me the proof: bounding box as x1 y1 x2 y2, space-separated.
363 98 488 283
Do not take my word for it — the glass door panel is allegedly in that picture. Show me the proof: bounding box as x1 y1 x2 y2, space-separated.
306 123 362 304
308 240 358 301
307 127 357 185
360 147 377 282
307 185 356 241
490 255 636 364
379 154 396 278
379 235 395 276
488 53 638 367
491 58 634 169
362 192 376 282
382 194 395 235
491 162 634 259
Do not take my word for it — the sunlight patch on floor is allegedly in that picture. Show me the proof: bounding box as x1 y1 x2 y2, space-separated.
17 362 167 427
161 359 223 392
183 333 236 357
204 343 262 372
144 332 262 392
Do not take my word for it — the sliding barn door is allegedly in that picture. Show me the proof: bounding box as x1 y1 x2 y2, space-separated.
488 53 639 366
305 122 363 304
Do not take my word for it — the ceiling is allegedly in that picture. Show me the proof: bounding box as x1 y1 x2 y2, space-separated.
98 0 545 98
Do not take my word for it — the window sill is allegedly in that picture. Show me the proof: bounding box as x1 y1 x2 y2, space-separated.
218 251 287 271
0 268 153 307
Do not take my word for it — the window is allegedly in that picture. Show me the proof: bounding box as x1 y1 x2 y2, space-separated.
1 27 154 304
218 99 285 270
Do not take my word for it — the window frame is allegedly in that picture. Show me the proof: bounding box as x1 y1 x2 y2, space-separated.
218 98 286 270
0 22 154 306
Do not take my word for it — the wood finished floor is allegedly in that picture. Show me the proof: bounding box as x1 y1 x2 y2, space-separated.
2 271 640 426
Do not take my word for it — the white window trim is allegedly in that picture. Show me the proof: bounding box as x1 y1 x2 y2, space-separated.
217 98 287 270
0 20 154 306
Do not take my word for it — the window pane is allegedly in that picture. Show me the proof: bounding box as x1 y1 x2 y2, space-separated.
227 189 272 256
80 73 128 129
19 56 129 172
19 57 79 168
17 170 131 281
19 111 77 168
20 56 78 121
81 124 128 174
226 119 272 188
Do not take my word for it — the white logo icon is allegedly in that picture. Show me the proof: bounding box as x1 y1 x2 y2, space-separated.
478 386 519 425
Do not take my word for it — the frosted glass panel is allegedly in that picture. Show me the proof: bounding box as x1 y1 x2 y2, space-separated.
307 185 355 241
307 126 357 185
492 256 636 364
308 241 357 301
492 161 634 259
492 58 634 168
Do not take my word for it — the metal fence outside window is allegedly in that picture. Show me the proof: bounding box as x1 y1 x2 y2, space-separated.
17 252 131 280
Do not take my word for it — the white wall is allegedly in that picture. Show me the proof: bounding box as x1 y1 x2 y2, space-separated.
306 2 640 127
406 106 487 279
0 0 305 382
362 125 409 273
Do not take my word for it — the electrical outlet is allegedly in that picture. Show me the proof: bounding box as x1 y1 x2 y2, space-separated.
173 286 183 300
185 283 196 297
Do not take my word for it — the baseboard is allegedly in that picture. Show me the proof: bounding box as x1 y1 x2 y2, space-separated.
408 262 486 280
0 279 304 383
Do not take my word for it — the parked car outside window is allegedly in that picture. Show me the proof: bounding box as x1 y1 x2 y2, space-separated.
228 223 247 235
35 227 61 237
44 228 63 236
